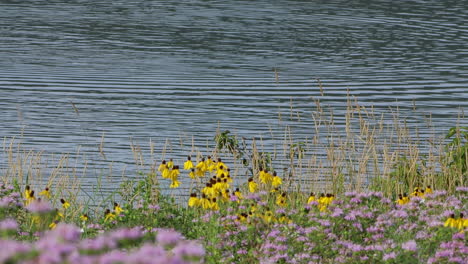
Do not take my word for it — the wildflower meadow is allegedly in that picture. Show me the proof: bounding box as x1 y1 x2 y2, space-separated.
1 108 467 263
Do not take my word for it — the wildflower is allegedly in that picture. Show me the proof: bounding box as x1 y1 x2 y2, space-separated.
25 190 36 206
276 192 287 207
196 158 207 177
114 202 124 215
237 212 248 222
307 192 316 204
60 198 70 209
80 214 89 222
444 214 457 228
271 171 282 187
23 185 33 200
39 187 51 199
184 156 194 170
104 209 115 222
26 199 53 214
189 168 196 179
167 158 174 169
170 180 181 188
401 240 417 251
216 158 227 170
263 209 274 223
248 178 258 193
158 160 167 172
200 194 211 210
205 155 214 168
188 193 199 207
455 213 467 230
396 194 408 205
210 198 219 211
425 185 433 194
49 220 59 230
259 169 273 185
234 188 243 199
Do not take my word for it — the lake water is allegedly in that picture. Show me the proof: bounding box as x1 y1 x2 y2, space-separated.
0 0 467 196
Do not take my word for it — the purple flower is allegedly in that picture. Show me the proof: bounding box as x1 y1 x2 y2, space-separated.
455 186 468 192
383 252 396 260
0 218 18 231
172 242 205 258
156 229 183 247
401 240 417 251
26 200 53 213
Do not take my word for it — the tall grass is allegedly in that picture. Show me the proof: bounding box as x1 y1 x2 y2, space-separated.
1 93 466 208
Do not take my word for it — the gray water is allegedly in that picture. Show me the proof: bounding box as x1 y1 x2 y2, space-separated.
0 0 467 194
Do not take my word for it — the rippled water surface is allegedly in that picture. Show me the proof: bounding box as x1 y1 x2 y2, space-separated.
0 0 467 193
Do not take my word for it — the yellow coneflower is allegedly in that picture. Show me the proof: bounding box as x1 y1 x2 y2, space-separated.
263 209 274 223
23 185 33 200
210 198 219 211
237 212 248 223
114 202 124 215
158 160 167 172
444 213 456 228
205 155 214 168
104 209 115 222
170 180 181 188
278 213 292 224
248 178 258 193
396 194 407 205
80 214 89 222
455 213 466 230
234 188 243 200
39 187 51 199
60 198 70 209
170 166 180 181
167 159 174 169
276 192 287 207
25 190 36 206
189 168 196 179
216 158 227 170
307 192 316 204
49 220 59 230
250 203 257 213
271 171 282 187
402 193 410 204
188 193 199 207
200 194 211 210
196 158 207 177
184 156 194 170
425 185 433 194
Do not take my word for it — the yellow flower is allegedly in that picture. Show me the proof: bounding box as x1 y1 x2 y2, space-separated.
80 214 89 222
276 192 287 207
204 156 214 168
39 187 51 199
162 168 170 179
425 185 433 194
23 185 33 200
104 209 116 222
200 195 211 210
170 180 181 188
210 198 219 211
263 210 274 223
167 159 174 169
49 220 58 229
272 174 282 187
184 156 194 170
234 188 243 200
158 160 167 172
444 214 456 228
170 166 180 181
189 169 196 179
216 158 228 170
114 202 124 215
307 193 316 204
248 178 258 193
188 193 199 207
60 198 70 209
196 158 207 176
